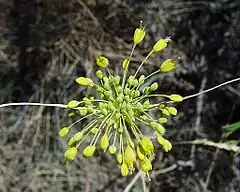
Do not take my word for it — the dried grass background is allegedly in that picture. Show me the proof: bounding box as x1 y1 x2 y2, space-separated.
0 0 240 191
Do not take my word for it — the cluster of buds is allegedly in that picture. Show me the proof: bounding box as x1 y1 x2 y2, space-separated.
59 21 183 177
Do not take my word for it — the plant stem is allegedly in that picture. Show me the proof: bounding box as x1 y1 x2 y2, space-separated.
183 77 240 100
133 50 154 78
0 102 67 109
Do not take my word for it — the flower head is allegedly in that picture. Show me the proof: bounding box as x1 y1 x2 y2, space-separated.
61 22 182 177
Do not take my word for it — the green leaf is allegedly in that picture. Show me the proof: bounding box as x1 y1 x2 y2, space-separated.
222 121 240 137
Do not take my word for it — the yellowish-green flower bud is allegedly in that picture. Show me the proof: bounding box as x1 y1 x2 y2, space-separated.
100 134 109 151
167 106 177 115
161 108 170 116
150 82 158 91
90 127 98 134
160 59 176 72
121 163 129 176
143 86 150 94
139 75 145 84
79 108 88 116
140 157 152 172
116 86 123 94
101 108 108 116
156 124 165 135
169 94 183 102
67 100 79 108
59 127 69 137
158 117 168 124
124 95 130 102
137 145 145 160
136 91 141 98
68 138 77 146
133 27 146 45
139 137 154 155
74 132 83 141
76 77 94 87
116 95 123 103
103 76 109 83
83 145 96 158
153 38 170 52
96 56 109 68
113 76 121 85
149 122 165 135
109 145 117 154
143 100 150 109
87 106 94 113
117 153 123 164
157 135 165 146
118 126 123 133
136 102 144 112
124 145 136 164
132 79 139 87
96 70 103 79
103 82 111 90
162 139 172 152
159 103 165 109
127 75 135 85
122 58 130 70
64 147 77 161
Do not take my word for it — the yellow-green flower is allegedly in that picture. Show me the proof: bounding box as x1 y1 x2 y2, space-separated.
137 145 145 160
74 132 83 141
162 139 172 152
109 145 117 154
158 117 168 124
160 59 176 72
96 70 103 79
153 37 170 52
167 106 177 115
121 163 129 176
140 157 152 172
133 25 146 45
124 145 136 164
139 137 154 155
67 100 79 108
76 77 94 87
96 56 109 68
64 147 78 161
157 135 172 152
169 94 183 102
62 21 181 177
117 153 123 164
157 135 165 145
83 145 96 158
100 134 109 151
59 127 69 137
122 58 130 69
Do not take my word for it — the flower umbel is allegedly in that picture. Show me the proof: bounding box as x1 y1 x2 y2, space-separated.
60 22 182 178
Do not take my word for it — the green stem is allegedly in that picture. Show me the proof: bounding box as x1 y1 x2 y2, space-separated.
90 114 111 145
122 44 136 88
145 69 160 80
68 112 98 128
133 50 154 78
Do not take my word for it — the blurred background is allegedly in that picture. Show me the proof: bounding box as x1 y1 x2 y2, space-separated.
0 0 240 191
